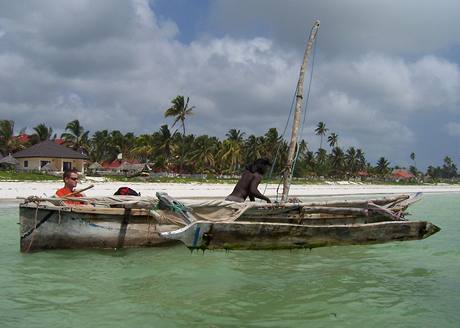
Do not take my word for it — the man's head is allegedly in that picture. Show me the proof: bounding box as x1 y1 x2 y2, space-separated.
63 168 79 191
253 158 271 175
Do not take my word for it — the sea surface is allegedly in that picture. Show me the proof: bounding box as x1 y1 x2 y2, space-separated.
0 193 459 328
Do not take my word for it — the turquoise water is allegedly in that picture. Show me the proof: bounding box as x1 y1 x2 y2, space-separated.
1 193 459 328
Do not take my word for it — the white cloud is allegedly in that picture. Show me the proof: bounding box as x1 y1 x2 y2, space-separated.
305 90 415 162
318 53 460 115
0 0 458 168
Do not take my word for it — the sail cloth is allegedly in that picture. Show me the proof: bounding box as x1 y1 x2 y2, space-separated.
187 200 251 222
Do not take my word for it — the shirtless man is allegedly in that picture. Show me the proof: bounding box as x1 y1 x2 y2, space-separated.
225 158 271 203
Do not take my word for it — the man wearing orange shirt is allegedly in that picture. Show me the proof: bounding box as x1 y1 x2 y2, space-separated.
56 168 85 205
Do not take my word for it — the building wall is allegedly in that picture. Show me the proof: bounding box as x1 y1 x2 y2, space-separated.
17 157 85 173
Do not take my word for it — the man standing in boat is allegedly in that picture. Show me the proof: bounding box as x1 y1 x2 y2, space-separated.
225 158 272 203
56 168 85 205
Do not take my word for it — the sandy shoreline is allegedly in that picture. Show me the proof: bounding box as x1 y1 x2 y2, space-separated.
1 180 459 203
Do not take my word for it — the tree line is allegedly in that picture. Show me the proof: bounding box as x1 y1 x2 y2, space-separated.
0 95 458 180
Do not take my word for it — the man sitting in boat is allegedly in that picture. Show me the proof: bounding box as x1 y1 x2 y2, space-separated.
56 168 85 205
225 158 271 203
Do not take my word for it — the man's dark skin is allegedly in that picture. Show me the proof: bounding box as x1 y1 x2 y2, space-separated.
226 159 271 203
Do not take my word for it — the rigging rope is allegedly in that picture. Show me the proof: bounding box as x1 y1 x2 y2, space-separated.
263 88 296 195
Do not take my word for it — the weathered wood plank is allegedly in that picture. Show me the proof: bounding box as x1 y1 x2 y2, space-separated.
162 220 440 250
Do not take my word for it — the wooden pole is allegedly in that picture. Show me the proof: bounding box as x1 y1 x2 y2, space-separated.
281 20 320 203
65 184 94 197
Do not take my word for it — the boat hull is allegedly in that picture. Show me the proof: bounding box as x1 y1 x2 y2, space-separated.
20 205 180 252
19 193 439 252
161 220 440 250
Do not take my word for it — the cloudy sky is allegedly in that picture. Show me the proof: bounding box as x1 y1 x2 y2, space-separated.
0 0 459 169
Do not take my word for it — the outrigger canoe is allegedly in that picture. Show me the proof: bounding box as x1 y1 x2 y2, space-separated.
19 192 440 252
160 192 440 250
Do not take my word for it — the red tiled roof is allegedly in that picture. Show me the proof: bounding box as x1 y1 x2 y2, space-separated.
101 159 140 169
101 160 122 169
392 170 414 179
14 134 30 143
109 160 122 168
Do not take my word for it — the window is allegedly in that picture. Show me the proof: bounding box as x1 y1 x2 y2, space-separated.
63 161 72 171
23 160 28 168
40 161 50 168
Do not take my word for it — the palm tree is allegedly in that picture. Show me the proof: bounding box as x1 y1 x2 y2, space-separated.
304 150 316 175
0 120 25 155
327 132 338 148
330 146 345 177
0 120 15 155
190 135 219 173
356 148 367 171
375 157 391 177
315 148 328 176
426 165 440 179
244 135 262 163
315 122 328 149
410 152 417 168
174 133 196 172
226 129 245 143
164 95 195 136
164 95 195 172
89 130 111 162
297 139 308 160
61 120 90 153
259 128 286 174
132 134 156 163
108 131 136 161
220 140 243 174
290 139 309 177
345 147 358 177
220 129 246 174
152 125 177 171
31 123 55 143
260 128 283 161
442 156 457 178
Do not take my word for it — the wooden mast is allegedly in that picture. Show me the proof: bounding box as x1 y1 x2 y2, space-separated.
281 20 320 203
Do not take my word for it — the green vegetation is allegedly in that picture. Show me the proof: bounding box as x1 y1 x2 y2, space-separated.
0 94 458 182
0 170 61 181
1 170 457 184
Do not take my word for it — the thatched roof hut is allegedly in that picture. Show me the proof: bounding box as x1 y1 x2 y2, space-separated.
0 154 19 166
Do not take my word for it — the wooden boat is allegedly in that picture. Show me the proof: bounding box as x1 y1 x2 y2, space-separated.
19 195 186 252
161 220 439 251
159 192 440 250
19 192 439 252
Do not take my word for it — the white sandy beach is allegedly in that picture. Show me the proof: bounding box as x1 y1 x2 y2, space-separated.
1 180 460 202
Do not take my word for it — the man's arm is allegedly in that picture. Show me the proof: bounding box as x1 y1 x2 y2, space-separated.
249 175 271 203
